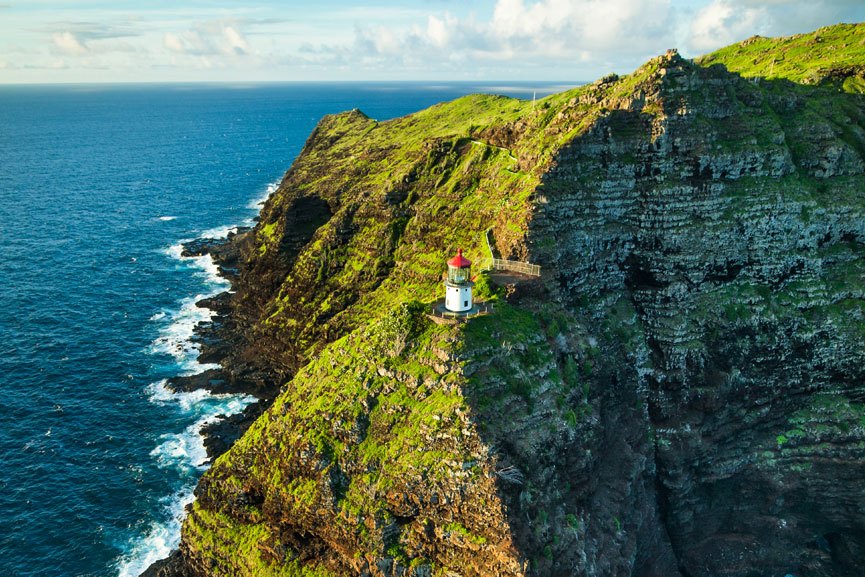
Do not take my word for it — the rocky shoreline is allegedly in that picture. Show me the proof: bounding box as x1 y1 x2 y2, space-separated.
170 228 280 460
141 228 279 577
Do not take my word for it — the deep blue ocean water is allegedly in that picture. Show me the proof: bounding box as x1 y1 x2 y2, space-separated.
0 81 569 577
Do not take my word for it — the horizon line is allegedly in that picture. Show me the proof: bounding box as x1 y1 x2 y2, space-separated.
0 79 586 88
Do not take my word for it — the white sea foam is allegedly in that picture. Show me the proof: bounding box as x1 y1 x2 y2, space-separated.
146 380 254 417
115 384 255 565
147 293 220 374
151 417 211 470
198 224 238 240
194 253 229 288
149 245 231 373
114 489 194 577
115 385 255 577
149 397 254 471
246 180 278 211
158 216 177 221
163 241 185 262
119 186 269 576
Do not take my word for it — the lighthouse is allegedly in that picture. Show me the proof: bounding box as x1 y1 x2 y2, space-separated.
444 249 474 312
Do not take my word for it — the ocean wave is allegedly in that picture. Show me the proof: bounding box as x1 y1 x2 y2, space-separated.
162 241 185 262
193 253 230 288
113 488 194 577
157 216 177 221
246 180 278 211
150 413 214 471
114 384 254 577
149 244 231 374
197 224 239 240
122 187 267 576
147 293 220 375
146 379 255 419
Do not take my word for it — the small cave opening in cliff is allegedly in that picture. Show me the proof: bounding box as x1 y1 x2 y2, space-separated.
277 195 334 259
622 253 666 291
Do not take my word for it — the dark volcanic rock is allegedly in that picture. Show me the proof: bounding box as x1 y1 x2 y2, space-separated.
140 550 193 577
166 368 229 394
181 237 225 258
182 228 251 282
200 402 267 461
527 51 865 577
195 292 232 315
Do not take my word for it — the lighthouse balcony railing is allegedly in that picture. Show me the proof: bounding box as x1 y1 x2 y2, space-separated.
429 300 494 322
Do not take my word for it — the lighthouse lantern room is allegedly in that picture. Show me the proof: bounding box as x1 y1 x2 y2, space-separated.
444 249 474 312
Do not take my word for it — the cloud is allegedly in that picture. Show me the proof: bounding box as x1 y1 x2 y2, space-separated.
163 21 251 57
686 0 865 53
52 31 88 55
286 0 865 79
222 26 249 55
43 21 141 42
488 0 672 55
45 21 147 59
7 0 864 83
688 0 767 51
298 0 674 75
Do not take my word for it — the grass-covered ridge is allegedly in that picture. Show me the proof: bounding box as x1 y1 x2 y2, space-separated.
697 22 865 93
184 296 589 576
235 46 723 378
233 77 630 374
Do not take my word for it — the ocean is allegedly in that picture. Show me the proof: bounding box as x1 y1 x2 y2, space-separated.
0 81 569 577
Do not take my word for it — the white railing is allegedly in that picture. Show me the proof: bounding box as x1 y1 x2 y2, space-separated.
481 227 541 277
490 258 541 277
429 301 494 321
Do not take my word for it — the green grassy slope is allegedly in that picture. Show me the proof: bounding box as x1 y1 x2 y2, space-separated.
697 22 865 92
232 77 631 375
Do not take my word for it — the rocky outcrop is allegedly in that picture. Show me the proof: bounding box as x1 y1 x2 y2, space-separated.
528 49 865 576
153 25 865 577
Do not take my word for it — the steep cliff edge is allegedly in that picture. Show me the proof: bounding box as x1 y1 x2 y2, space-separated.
166 24 865 577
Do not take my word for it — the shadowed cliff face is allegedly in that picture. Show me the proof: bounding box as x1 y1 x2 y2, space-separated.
528 51 865 576
169 29 865 577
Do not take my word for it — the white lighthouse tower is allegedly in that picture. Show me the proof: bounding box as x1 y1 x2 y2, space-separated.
444 249 474 313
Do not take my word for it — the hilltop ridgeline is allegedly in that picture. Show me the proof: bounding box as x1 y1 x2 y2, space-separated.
151 24 865 577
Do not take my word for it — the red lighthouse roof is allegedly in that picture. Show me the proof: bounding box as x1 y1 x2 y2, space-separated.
447 248 472 268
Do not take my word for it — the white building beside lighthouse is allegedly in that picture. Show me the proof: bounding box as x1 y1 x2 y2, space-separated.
444 249 473 313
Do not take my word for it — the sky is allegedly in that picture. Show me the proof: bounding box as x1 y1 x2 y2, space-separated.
1 0 864 84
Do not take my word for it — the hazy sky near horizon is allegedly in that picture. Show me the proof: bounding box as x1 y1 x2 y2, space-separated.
1 0 864 84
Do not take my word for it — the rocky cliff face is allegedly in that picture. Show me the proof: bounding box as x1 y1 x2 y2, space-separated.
528 45 865 576
163 25 865 577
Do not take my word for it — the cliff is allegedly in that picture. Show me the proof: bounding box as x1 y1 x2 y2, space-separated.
160 24 865 577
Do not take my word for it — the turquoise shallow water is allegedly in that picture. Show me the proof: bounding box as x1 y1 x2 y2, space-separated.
0 81 569 576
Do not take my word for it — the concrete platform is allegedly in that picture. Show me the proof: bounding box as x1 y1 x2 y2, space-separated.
428 300 494 324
